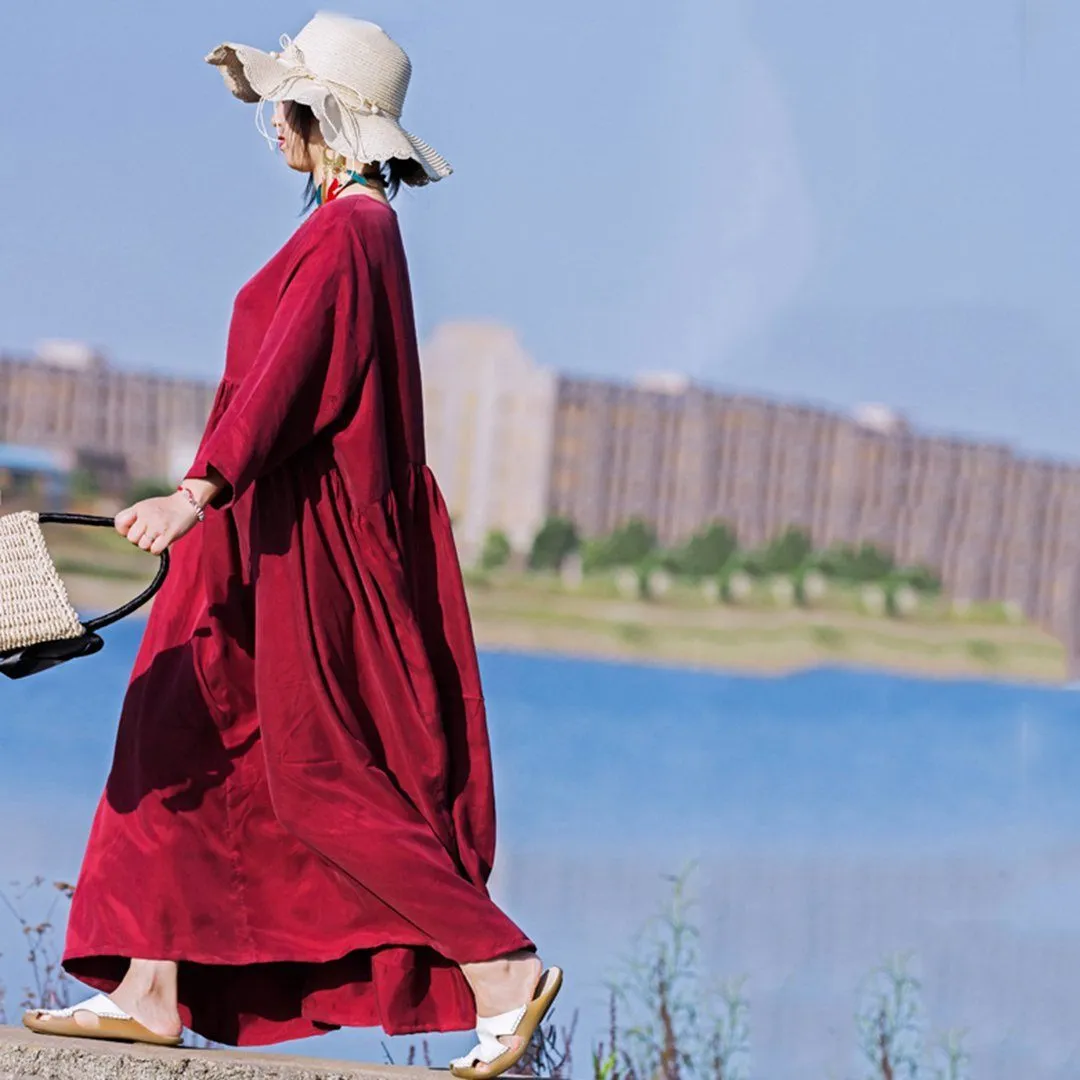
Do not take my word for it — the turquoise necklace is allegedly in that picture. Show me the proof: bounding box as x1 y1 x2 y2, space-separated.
317 169 370 207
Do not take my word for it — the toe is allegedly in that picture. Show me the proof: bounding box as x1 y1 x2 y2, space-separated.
72 1010 103 1032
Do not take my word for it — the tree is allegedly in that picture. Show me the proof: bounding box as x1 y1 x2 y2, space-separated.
671 522 738 579
893 564 942 594
758 526 812 575
528 516 579 571
850 542 896 582
607 519 657 566
587 519 657 572
816 541 896 583
719 549 762 578
480 529 512 571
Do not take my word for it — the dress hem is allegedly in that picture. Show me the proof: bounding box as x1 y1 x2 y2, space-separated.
63 931 534 971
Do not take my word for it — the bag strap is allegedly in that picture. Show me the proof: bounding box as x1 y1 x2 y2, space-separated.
37 513 171 635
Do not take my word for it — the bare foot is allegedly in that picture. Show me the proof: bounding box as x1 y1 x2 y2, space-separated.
459 950 543 1074
81 959 182 1040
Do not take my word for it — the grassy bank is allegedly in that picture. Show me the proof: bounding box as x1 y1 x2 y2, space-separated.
43 525 1068 685
463 571 1066 684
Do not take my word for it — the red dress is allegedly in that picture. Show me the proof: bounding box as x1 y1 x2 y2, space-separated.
62 195 532 1046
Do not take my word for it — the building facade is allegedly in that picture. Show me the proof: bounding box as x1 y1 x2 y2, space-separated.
0 347 216 484
420 323 558 559
420 326 1080 669
6 329 1080 671
544 373 1080 663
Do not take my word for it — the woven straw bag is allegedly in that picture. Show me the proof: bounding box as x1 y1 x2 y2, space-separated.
0 512 169 680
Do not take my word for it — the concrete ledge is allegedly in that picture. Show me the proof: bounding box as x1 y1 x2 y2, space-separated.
0 1026 440 1080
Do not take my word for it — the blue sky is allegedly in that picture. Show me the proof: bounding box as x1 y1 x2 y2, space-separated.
3 1 1080 456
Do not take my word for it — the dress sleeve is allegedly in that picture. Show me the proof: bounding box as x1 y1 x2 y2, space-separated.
186 227 373 508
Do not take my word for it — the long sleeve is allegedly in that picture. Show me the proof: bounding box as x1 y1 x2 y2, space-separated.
188 226 374 508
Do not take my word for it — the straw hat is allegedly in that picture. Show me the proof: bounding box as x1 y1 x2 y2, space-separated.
206 11 451 185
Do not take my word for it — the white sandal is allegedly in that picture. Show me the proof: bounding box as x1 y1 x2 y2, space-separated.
22 992 183 1047
450 967 564 1080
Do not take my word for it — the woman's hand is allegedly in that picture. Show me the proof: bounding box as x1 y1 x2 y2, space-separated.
115 492 201 555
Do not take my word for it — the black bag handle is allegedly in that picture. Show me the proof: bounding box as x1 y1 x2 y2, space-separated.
1 513 172 680
37 513 171 631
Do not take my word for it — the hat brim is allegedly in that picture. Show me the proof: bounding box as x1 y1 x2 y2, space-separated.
206 43 452 184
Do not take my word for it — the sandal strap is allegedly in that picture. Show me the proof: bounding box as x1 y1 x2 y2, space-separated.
451 1032 510 1068
450 1004 528 1068
477 1003 528 1038
32 993 132 1021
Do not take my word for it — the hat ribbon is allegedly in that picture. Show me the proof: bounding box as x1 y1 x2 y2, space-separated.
259 35 390 161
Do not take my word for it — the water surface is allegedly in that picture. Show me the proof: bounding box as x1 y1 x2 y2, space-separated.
1 622 1077 1078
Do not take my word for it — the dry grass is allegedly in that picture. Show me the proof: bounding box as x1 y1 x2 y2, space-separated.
0 870 975 1078
0 878 76 1023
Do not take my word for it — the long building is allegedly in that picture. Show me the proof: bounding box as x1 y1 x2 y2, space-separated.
5 330 1080 671
421 322 558 554
421 323 1080 672
0 343 215 483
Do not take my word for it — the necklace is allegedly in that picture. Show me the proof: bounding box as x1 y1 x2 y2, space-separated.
317 169 372 207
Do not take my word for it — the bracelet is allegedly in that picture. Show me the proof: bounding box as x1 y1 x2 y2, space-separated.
177 484 206 523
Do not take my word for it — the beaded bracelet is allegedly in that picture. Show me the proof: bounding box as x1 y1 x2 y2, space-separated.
177 484 206 523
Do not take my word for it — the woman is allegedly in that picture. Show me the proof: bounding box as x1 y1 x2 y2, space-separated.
22 13 560 1079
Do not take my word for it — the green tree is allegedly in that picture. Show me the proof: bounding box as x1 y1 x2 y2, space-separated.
585 519 657 572
850 542 895 582
893 564 942 594
724 549 765 578
816 541 896 583
606 519 656 566
480 529 512 571
759 526 813 575
671 522 738 579
528 516 579 571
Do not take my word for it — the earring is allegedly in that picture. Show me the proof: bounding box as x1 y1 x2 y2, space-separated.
323 147 348 178
318 148 348 206
316 147 369 206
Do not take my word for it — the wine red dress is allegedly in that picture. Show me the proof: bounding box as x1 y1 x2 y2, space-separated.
62 195 532 1046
